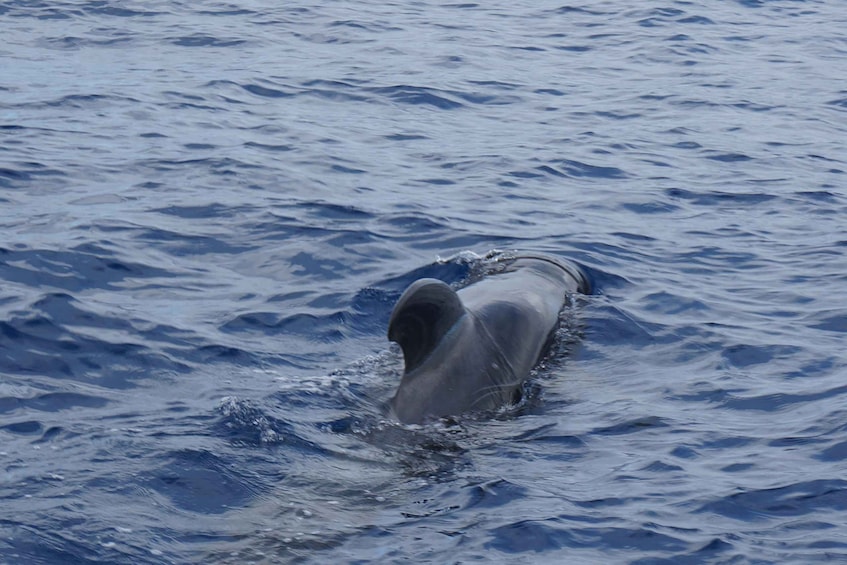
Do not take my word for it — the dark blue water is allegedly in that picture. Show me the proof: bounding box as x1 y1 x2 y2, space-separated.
2 1 847 563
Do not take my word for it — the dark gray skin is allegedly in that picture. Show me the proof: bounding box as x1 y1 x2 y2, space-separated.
388 254 589 424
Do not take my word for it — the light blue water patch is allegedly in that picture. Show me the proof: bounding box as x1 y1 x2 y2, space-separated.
1 0 846 563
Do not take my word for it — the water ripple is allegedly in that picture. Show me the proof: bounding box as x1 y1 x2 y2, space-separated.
3 0 847 562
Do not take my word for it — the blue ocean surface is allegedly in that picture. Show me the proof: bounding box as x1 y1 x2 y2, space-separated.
2 0 847 563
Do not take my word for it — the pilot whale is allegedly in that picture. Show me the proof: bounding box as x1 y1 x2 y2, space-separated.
388 254 589 424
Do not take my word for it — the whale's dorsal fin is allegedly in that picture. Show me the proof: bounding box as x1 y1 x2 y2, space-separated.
388 278 465 373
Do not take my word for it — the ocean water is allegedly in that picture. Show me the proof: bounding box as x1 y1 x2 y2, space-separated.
2 0 847 563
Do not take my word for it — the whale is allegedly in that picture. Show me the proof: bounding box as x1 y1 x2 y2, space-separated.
387 253 589 424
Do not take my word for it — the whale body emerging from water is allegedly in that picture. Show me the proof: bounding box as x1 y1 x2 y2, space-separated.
388 254 590 424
